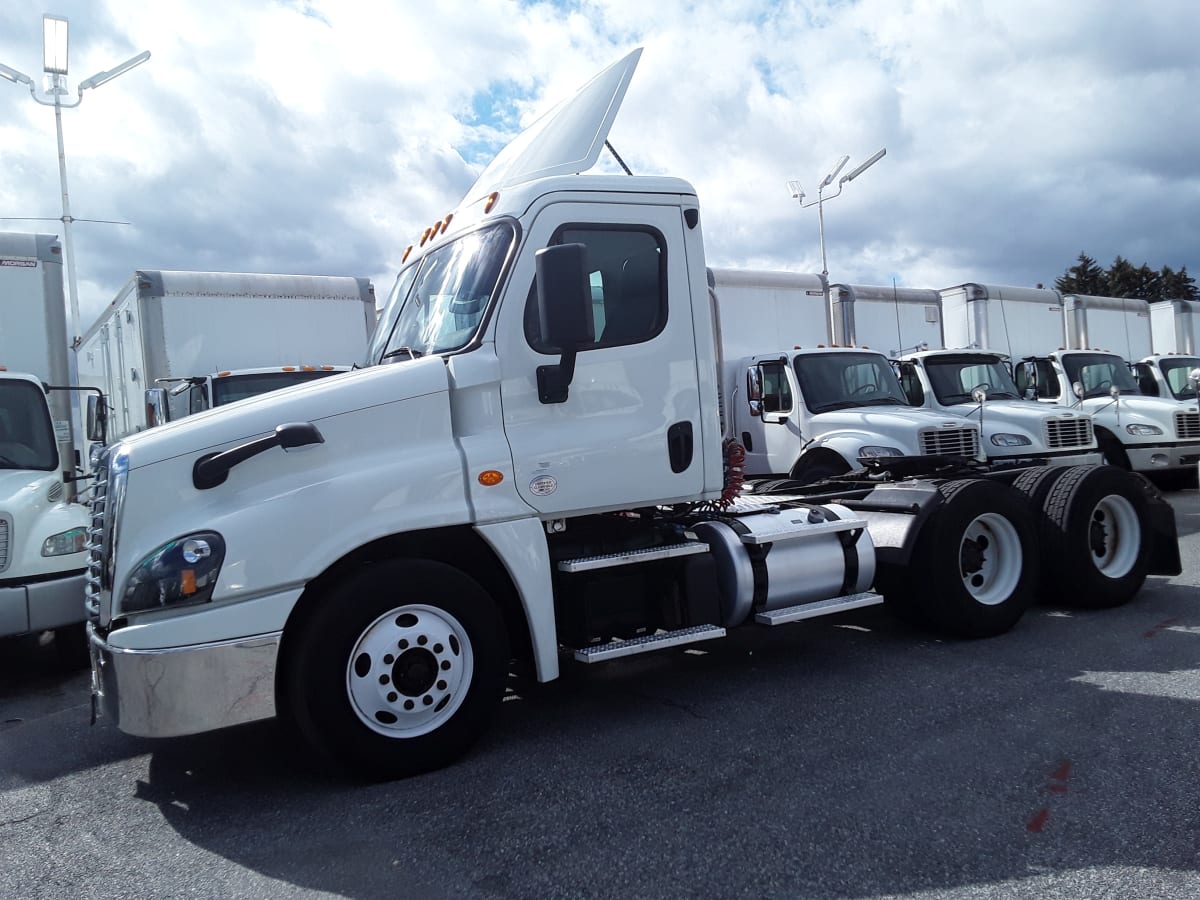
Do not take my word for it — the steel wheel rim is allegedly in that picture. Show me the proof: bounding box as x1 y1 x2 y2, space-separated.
1089 493 1140 578
345 603 473 738
958 512 1022 606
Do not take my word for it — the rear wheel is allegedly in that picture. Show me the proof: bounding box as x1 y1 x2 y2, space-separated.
878 479 1037 638
1038 465 1150 608
283 559 509 780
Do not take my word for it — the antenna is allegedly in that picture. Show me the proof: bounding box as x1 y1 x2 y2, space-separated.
605 140 632 176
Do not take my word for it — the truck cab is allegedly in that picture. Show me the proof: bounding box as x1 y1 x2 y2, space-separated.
1131 353 1200 404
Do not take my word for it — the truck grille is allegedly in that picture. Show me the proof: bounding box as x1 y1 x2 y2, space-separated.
0 515 10 573
84 457 109 625
919 426 980 458
1176 412 1200 440
1045 416 1094 449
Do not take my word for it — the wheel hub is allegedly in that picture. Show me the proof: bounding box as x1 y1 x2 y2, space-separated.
393 647 438 697
1089 510 1109 558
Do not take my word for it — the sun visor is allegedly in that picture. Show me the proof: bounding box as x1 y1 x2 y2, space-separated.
462 48 642 202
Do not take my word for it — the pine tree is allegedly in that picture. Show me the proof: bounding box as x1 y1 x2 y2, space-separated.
1055 253 1106 295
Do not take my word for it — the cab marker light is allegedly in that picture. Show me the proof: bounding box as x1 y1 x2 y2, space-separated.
478 470 504 486
484 191 499 213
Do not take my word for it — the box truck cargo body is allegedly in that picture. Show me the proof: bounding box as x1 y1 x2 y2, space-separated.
830 283 943 355
941 284 1199 476
1151 300 1200 356
1139 301 1200 404
78 270 376 442
0 233 91 646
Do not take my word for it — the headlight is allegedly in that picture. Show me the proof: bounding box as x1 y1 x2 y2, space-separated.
858 445 904 458
1125 424 1163 436
41 527 87 557
989 433 1032 447
118 532 225 615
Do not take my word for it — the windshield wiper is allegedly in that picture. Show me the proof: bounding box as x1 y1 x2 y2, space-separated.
381 346 424 361
860 397 906 406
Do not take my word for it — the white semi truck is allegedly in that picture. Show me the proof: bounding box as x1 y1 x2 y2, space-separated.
0 232 102 657
714 271 984 482
941 284 1200 480
85 52 1181 779
830 283 1099 468
78 270 377 443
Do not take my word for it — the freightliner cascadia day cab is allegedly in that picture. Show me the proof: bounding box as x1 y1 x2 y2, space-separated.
711 270 984 481
829 283 1099 469
940 284 1200 482
0 233 104 657
78 270 377 445
85 51 1182 779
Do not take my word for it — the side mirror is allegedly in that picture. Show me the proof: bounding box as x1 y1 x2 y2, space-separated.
86 393 108 444
144 388 168 427
746 366 764 402
972 387 988 404
1189 368 1200 390
1072 381 1084 399
534 243 594 404
1110 385 1121 400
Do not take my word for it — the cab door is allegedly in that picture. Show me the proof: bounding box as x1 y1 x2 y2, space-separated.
495 201 704 516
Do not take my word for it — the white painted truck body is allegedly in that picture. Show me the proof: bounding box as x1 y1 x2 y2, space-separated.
1136 301 1200 409
83 51 1182 779
830 283 1098 467
0 233 90 640
714 273 981 479
940 284 1200 475
77 270 376 442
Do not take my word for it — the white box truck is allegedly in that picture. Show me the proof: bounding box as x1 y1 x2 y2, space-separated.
1140 300 1200 405
831 283 1099 468
85 51 1181 779
714 271 983 481
941 284 1200 481
0 232 100 657
78 270 377 442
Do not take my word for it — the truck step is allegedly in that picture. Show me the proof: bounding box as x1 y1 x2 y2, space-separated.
754 591 884 626
557 541 709 573
572 624 726 663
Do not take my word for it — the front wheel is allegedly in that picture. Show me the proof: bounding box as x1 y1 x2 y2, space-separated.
283 559 509 780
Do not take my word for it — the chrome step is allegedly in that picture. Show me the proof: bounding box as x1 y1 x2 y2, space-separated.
558 542 709 573
573 624 726 662
754 591 884 625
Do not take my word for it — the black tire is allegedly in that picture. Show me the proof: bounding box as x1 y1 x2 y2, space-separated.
283 559 509 780
1096 431 1131 470
1010 465 1072 512
1037 465 1151 608
878 479 1038 638
789 454 851 485
54 624 90 670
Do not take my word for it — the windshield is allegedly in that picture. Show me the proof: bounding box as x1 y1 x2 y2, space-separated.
1157 357 1200 400
211 370 343 407
924 354 1021 404
792 352 910 413
1061 352 1140 399
371 222 517 365
0 379 58 471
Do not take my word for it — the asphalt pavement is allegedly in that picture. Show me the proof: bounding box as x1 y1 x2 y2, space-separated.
2 486 1198 899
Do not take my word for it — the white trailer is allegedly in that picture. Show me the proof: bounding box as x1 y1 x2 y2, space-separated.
78 270 377 442
0 233 94 653
830 283 1097 467
941 284 1200 480
85 51 1182 780
713 272 983 481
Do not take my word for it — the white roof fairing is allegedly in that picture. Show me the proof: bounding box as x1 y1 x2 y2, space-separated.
461 48 643 204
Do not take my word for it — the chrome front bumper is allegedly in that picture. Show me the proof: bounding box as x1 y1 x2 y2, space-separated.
88 622 281 738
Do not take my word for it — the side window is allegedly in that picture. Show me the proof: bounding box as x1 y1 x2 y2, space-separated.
760 361 793 413
1133 363 1158 396
526 226 666 353
898 363 924 406
1016 360 1060 398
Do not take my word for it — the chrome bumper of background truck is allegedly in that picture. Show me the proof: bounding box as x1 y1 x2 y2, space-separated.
88 622 281 737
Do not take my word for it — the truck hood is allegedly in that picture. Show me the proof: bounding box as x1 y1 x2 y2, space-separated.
1082 394 1199 419
114 358 450 471
949 401 1086 428
0 469 61 508
814 408 971 433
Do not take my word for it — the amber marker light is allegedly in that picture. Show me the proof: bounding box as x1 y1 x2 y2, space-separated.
402 245 413 263
180 569 197 595
484 191 499 213
216 371 232 377
478 470 504 486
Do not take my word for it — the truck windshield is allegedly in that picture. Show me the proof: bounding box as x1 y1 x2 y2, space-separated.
1156 356 1200 399
211 370 344 407
0 379 58 471
792 352 910 413
1061 353 1140 399
372 222 516 365
924 354 1021 404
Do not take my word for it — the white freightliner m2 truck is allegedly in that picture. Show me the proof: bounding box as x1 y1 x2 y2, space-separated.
940 284 1200 481
85 52 1182 779
78 270 377 445
712 270 986 482
0 233 104 655
829 283 1100 469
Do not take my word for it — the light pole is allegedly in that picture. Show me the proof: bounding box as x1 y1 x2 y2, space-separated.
0 14 149 463
787 148 886 341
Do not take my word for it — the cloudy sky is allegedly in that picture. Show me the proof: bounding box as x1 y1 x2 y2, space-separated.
1 0 1198 335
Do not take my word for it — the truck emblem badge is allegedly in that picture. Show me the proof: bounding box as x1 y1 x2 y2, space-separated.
529 475 558 496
